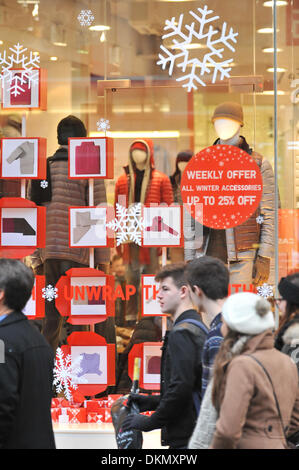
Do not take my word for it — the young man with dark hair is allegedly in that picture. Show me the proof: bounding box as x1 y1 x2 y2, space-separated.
122 263 208 449
0 259 55 449
185 255 229 398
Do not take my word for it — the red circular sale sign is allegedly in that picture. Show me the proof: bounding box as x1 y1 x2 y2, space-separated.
181 145 263 229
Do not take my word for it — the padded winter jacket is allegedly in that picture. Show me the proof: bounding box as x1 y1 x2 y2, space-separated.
30 147 110 267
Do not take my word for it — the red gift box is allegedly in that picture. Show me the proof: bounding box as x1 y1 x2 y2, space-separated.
51 408 61 422
51 398 70 408
107 394 122 408
84 400 102 413
87 412 104 424
104 409 112 423
65 407 87 424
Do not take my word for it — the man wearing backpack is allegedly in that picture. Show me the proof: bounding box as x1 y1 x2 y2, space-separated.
122 263 208 449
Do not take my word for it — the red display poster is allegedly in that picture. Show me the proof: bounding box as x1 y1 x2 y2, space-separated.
278 209 299 278
141 205 183 247
68 137 114 179
128 342 162 391
55 267 115 325
181 145 263 229
1 137 46 179
2 68 47 110
0 198 46 258
286 0 299 46
69 206 114 248
141 275 168 317
61 332 115 396
22 275 45 319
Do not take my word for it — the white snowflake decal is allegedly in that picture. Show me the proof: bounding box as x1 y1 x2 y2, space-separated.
53 348 87 401
97 118 110 133
106 203 145 246
42 284 58 302
256 215 264 225
0 43 40 97
257 283 274 299
40 180 48 189
157 5 238 92
77 9 94 27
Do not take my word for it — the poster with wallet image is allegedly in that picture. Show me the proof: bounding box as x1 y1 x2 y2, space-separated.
143 345 162 385
1 138 46 179
1 207 37 246
69 207 108 247
68 137 113 179
70 276 107 316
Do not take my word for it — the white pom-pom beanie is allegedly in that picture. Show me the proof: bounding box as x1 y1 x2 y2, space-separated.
222 292 275 335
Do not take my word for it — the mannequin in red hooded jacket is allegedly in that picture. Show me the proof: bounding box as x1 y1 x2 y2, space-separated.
114 139 174 325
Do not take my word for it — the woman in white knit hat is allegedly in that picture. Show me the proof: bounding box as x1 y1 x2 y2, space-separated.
208 292 299 449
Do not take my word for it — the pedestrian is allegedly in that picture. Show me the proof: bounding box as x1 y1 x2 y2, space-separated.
210 292 299 449
274 273 299 373
0 258 55 449
121 263 208 449
185 256 229 399
29 115 110 352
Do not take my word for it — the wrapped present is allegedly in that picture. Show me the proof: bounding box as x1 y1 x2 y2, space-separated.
71 390 85 407
51 407 61 422
87 412 104 424
66 407 87 424
107 394 122 408
51 398 70 408
104 409 112 423
84 400 103 413
58 408 69 424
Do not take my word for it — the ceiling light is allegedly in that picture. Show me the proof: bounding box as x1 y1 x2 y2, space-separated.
257 28 279 34
89 131 180 138
77 49 88 55
263 1 288 6
89 25 110 32
32 3 38 17
267 67 286 72
262 47 282 53
50 56 58 61
170 43 207 50
100 32 106 42
17 0 40 4
0 40 3 45
263 90 286 95
53 42 67 47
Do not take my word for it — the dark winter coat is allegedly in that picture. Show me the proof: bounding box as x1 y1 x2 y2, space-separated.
0 312 55 449
148 309 207 448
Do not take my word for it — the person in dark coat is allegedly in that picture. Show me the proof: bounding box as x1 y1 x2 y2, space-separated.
275 272 299 372
0 258 55 449
122 263 207 449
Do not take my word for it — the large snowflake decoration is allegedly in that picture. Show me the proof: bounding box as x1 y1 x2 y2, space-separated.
257 283 274 299
0 43 40 97
77 9 94 27
106 203 145 246
157 5 238 92
42 284 58 302
97 118 110 133
53 348 87 401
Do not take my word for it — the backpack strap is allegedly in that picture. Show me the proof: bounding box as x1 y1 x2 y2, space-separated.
173 318 208 415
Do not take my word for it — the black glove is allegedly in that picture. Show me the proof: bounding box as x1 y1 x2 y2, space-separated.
121 414 156 432
128 393 159 412
252 255 270 286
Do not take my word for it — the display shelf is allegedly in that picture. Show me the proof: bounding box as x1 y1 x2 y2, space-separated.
53 423 163 449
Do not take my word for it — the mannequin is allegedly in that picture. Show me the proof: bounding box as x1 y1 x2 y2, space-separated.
170 150 193 262
195 102 275 289
114 139 173 324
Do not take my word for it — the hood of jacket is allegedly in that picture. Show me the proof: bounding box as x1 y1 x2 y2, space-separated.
126 138 155 205
282 322 299 345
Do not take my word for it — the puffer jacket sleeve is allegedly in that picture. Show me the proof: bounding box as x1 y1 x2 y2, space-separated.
161 174 174 206
257 158 275 259
93 179 110 265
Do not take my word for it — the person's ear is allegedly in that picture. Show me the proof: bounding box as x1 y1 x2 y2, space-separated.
192 285 204 298
180 285 190 299
0 290 5 302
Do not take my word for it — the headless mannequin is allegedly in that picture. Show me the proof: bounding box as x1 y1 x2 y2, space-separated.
209 117 270 286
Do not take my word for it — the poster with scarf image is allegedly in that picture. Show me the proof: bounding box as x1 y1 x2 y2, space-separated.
1 138 47 179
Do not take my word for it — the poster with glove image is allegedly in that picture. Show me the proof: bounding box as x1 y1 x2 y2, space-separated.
1 137 46 179
141 205 183 247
